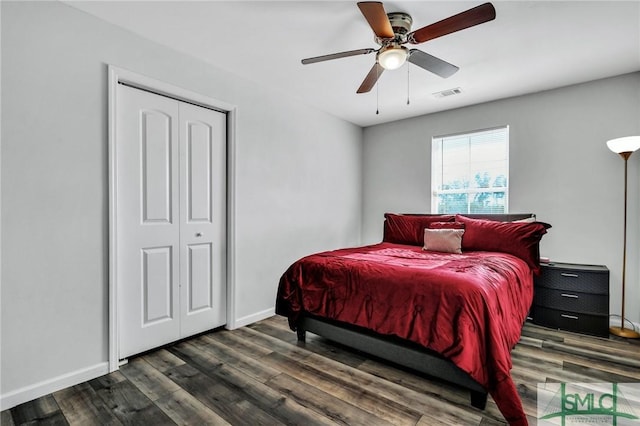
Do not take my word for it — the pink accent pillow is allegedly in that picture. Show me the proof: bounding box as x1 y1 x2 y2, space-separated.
383 214 455 246
455 215 550 272
423 228 464 254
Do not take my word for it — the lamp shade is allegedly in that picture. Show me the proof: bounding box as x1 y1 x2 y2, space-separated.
377 46 408 70
606 136 640 154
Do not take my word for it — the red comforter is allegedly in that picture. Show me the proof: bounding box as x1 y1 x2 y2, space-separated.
276 242 533 425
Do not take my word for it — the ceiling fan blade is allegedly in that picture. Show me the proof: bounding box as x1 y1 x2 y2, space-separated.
407 2 496 44
357 2 394 39
301 48 375 65
357 63 384 93
408 49 459 78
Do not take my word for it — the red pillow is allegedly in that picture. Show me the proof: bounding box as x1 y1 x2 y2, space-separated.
383 214 455 246
428 221 465 230
455 215 550 272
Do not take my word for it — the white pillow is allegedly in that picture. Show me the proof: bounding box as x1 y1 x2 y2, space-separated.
423 228 464 254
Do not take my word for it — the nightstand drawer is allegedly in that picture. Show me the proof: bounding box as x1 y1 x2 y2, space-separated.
531 306 609 338
536 264 609 294
533 287 608 315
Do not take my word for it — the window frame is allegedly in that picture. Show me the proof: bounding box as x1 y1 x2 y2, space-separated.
431 126 510 215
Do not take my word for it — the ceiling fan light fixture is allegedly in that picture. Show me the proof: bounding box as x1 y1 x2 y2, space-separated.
377 45 408 70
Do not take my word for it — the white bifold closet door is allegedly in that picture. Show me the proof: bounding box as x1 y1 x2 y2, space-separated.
116 84 226 359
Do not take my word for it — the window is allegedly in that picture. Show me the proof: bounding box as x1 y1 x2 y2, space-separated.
431 126 509 214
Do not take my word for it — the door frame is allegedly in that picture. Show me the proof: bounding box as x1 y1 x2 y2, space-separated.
107 65 237 372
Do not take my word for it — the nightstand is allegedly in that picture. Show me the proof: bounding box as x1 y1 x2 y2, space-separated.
529 262 610 338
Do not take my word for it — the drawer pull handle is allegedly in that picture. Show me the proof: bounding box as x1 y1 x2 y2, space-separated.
561 293 579 299
561 314 579 320
560 273 579 278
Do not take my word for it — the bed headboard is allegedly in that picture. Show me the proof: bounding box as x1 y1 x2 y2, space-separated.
454 213 535 222
399 213 535 222
383 212 548 272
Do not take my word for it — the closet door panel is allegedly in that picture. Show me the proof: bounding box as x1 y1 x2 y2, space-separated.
142 246 174 324
141 110 173 223
117 85 181 359
179 102 227 336
187 243 213 313
186 122 212 223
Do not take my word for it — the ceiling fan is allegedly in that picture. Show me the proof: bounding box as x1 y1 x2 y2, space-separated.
301 2 496 94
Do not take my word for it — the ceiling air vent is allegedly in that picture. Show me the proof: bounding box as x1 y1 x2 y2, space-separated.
433 87 462 98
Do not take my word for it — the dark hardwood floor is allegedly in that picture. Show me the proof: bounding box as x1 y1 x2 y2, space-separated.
2 316 639 425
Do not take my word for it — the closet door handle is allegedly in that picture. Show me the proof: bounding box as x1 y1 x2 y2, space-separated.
195 232 203 237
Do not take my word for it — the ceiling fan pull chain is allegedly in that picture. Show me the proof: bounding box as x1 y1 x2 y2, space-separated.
407 63 410 105
376 65 380 115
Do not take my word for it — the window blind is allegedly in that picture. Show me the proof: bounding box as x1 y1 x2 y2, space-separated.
431 126 509 214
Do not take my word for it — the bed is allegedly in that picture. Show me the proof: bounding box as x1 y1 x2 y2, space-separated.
276 213 550 426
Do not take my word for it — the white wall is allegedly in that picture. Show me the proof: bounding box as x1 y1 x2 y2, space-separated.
0 1 362 407
362 72 640 325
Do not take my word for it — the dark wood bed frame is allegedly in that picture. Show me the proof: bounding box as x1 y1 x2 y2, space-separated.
294 213 536 410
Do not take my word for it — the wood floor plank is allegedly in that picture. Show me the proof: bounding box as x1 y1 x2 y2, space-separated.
265 372 387 426
520 324 566 342
232 326 314 360
516 334 640 383
416 412 480 426
90 373 174 425
8 394 68 426
169 339 337 425
512 343 566 367
247 321 302 345
195 333 280 382
262 351 428 425
201 330 272 358
358 357 471 407
129 348 229 425
563 354 640 380
141 348 186 373
119 357 181 402
479 416 508 426
563 335 640 359
53 382 123 426
518 339 640 381
543 338 640 369
261 315 295 331
511 353 565 382
562 361 640 383
153 389 231 426
87 371 127 391
1 410 15 426
213 363 339 426
163 362 282 425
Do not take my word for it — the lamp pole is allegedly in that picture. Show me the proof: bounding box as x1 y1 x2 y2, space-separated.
606 136 640 339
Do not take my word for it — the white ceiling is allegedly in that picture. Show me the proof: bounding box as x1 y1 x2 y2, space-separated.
65 1 640 127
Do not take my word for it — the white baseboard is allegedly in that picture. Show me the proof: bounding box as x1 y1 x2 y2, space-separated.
0 362 109 411
227 307 275 330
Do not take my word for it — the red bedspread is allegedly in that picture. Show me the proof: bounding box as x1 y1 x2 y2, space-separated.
276 242 533 425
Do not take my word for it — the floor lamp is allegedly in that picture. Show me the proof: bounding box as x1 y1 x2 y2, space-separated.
606 135 640 338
